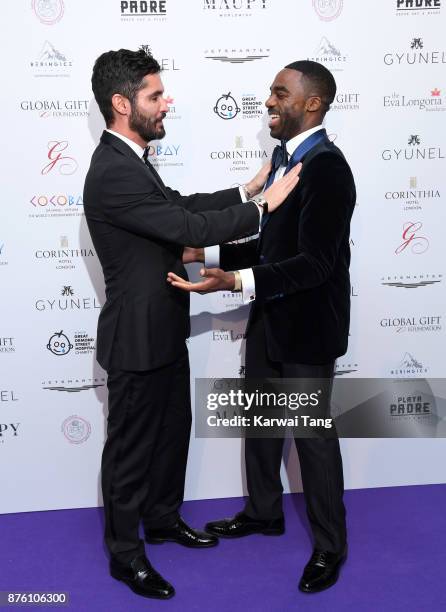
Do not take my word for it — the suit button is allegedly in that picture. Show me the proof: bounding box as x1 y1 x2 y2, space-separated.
259 255 265 262
249 295 255 301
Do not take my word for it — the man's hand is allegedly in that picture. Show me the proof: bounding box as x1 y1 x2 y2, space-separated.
263 162 302 212
182 247 204 264
167 268 235 294
245 161 272 197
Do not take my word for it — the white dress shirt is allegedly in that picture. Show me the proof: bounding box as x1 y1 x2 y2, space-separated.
205 125 324 303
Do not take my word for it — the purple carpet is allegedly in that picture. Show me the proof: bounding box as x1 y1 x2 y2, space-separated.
1 485 445 611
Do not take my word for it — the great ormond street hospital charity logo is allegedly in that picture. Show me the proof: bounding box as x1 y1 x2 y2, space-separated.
214 93 240 119
47 330 73 356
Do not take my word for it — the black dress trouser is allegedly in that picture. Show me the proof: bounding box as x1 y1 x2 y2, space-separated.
101 349 192 563
243 309 347 554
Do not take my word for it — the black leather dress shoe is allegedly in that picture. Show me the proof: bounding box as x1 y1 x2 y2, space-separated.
298 548 347 593
205 512 285 538
145 517 218 548
110 555 174 599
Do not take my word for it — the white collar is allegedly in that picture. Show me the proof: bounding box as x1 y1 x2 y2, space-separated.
106 129 146 159
286 125 324 157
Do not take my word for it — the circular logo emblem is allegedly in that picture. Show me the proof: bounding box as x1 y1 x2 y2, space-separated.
32 0 64 26
62 416 91 444
313 0 343 21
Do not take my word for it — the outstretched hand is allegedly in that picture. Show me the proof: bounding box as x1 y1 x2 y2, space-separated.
167 267 235 294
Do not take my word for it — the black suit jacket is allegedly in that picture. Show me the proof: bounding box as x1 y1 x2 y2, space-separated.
220 133 356 365
83 131 259 371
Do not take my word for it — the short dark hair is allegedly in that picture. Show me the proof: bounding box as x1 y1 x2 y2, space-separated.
285 60 337 114
92 48 161 126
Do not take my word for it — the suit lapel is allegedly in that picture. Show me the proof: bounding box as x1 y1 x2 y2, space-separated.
100 131 168 198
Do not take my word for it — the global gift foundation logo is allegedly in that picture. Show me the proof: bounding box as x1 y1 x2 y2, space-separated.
380 315 442 333
313 0 343 21
32 0 64 25
21 99 89 119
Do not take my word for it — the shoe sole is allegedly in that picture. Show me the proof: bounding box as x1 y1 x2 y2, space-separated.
298 556 347 594
110 571 175 599
205 528 285 539
145 537 219 548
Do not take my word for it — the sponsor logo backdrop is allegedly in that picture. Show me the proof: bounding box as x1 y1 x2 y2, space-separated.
1 0 445 512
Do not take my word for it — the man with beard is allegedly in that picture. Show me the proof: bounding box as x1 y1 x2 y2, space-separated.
83 48 300 600
168 60 356 594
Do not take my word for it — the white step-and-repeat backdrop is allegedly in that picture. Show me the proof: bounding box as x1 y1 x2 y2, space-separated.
1 0 445 513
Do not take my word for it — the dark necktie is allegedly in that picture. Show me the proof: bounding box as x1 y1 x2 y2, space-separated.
141 146 167 195
142 147 150 166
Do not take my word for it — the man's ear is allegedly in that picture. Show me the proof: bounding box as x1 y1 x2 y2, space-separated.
305 96 322 113
111 93 131 117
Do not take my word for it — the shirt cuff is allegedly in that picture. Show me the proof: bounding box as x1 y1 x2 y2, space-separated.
239 268 256 304
204 246 220 268
239 186 248 202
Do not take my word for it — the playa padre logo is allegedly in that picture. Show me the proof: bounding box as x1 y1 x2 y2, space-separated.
313 0 343 21
396 0 441 15
121 0 168 21
32 0 64 25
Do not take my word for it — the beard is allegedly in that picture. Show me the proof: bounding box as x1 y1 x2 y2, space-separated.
129 103 166 143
